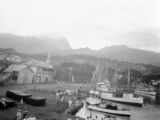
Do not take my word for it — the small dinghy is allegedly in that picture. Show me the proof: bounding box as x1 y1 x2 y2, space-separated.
88 103 131 117
86 97 101 105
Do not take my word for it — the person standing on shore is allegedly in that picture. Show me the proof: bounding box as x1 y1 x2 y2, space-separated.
23 111 28 119
23 115 28 120
68 99 72 108
1 97 6 109
61 95 64 103
16 109 22 120
56 91 60 103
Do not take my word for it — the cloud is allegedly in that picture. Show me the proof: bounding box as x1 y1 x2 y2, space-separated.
112 28 160 51
0 0 160 51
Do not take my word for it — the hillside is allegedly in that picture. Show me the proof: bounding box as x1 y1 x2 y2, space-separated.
53 45 160 66
0 33 71 53
97 45 160 65
0 47 160 83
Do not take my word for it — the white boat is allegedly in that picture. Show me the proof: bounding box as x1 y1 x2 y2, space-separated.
100 92 143 107
86 97 101 105
91 63 144 107
88 105 131 117
89 88 143 107
92 83 143 107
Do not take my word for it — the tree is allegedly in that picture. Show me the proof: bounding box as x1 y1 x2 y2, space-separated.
142 74 160 91
0 58 13 84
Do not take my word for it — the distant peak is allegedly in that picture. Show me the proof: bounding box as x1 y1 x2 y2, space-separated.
76 47 92 51
100 45 128 50
83 47 91 50
109 45 128 48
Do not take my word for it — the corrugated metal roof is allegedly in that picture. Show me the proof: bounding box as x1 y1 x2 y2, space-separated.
5 64 27 72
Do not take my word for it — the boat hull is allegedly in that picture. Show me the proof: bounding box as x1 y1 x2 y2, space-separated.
86 97 101 105
88 105 131 117
100 92 143 107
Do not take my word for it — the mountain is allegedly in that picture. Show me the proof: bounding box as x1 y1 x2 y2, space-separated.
52 47 94 56
97 45 160 65
0 33 71 53
52 45 160 65
0 33 160 66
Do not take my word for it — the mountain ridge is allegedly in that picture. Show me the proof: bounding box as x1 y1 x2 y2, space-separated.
52 45 160 66
0 33 160 65
0 33 71 54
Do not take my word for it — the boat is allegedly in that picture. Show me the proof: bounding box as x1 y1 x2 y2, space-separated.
76 102 118 120
90 63 144 107
89 87 143 107
65 102 83 115
88 103 131 117
86 96 101 105
76 102 91 119
100 92 143 107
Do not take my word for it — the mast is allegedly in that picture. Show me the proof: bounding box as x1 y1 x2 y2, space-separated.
91 62 102 90
127 64 131 91
114 63 118 89
46 52 51 65
99 64 103 83
91 63 98 89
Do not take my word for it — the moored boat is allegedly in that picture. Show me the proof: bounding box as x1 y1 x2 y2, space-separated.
88 104 131 117
86 96 101 105
100 92 143 107
91 63 144 107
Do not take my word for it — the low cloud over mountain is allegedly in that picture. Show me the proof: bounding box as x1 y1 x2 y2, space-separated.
0 33 71 53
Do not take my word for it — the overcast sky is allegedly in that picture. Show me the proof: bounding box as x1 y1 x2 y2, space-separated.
0 0 160 51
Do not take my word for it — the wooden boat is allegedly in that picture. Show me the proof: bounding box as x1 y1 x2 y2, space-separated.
0 98 17 109
24 96 46 106
91 63 143 107
65 102 83 115
86 97 101 105
88 104 131 117
100 92 143 107
89 89 143 107
6 90 32 101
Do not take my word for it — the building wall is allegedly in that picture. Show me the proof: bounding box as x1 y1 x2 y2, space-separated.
33 67 55 83
17 68 33 84
34 73 53 83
